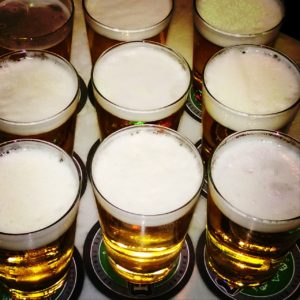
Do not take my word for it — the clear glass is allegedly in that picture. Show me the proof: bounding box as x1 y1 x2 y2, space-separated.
0 0 74 60
0 50 80 154
206 130 300 287
89 125 204 284
0 139 82 299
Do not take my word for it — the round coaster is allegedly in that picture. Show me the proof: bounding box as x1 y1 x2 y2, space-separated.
185 87 202 122
86 139 101 182
196 230 300 300
77 76 88 114
73 152 87 197
87 80 96 108
83 222 195 300
0 247 84 300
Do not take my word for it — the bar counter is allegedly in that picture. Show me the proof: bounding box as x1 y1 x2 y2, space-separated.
70 1 300 299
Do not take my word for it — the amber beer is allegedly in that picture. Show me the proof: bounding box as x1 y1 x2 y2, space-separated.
0 0 74 60
0 139 82 299
201 45 300 163
91 41 191 139
83 0 174 64
0 50 80 154
206 130 300 287
193 0 284 94
90 125 204 284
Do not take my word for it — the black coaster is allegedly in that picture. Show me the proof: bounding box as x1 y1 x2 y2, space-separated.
87 79 96 108
77 76 88 114
185 87 202 122
86 139 101 182
0 247 84 300
72 152 87 197
196 230 300 300
83 222 195 300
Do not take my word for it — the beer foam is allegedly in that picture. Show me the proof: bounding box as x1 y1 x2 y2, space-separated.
211 133 300 232
194 0 283 46
203 46 300 131
93 42 191 121
0 144 79 236
92 127 203 225
0 53 79 134
85 0 173 40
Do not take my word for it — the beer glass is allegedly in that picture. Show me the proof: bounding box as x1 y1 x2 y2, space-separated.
0 0 74 60
0 139 82 299
193 0 284 101
91 41 192 139
89 125 204 284
0 50 81 154
83 0 174 64
206 130 300 287
201 44 300 163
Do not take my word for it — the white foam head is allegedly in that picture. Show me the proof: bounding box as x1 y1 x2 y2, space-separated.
0 140 81 250
194 0 284 46
209 130 300 233
0 51 79 135
91 125 203 226
203 45 300 131
84 0 173 41
92 42 191 121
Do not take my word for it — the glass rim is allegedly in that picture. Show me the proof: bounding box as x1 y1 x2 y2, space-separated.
0 0 74 43
0 49 80 126
91 41 192 114
208 129 300 224
90 124 204 218
0 138 82 236
202 44 300 118
83 0 174 34
193 0 284 38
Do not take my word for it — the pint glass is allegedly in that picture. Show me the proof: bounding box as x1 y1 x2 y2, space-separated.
0 139 82 299
83 0 174 64
91 41 191 139
193 0 284 99
201 44 300 163
0 50 81 154
90 125 204 284
0 0 74 60
206 130 300 287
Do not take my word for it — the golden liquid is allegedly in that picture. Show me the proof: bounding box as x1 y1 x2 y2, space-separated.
98 203 194 284
0 222 76 299
93 98 184 139
206 191 299 287
0 113 77 155
86 25 169 65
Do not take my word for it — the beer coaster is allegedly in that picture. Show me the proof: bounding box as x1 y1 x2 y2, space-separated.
196 230 300 300
185 87 202 122
0 247 84 300
77 76 88 114
83 222 195 300
87 80 96 108
73 152 87 197
86 139 100 181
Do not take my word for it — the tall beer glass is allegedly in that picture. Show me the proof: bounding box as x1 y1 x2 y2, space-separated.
91 41 191 139
83 0 174 64
90 125 204 284
0 50 81 154
201 44 300 163
193 0 284 100
206 130 300 287
0 0 74 60
0 139 82 299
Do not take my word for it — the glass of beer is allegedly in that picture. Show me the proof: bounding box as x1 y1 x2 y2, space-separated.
201 44 300 163
0 139 82 299
89 125 204 284
206 130 300 287
193 0 284 100
0 0 74 60
91 41 192 139
0 50 81 155
83 0 174 64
